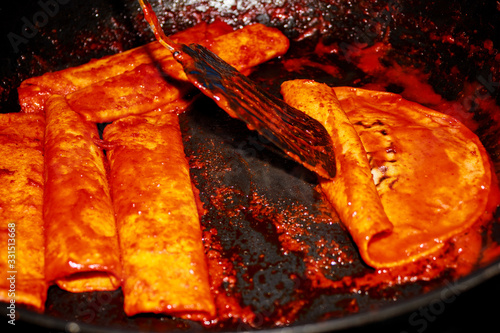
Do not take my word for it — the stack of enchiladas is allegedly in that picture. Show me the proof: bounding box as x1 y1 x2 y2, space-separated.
0 21 290 317
0 18 496 325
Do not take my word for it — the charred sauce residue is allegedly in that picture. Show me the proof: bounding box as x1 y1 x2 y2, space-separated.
179 35 500 330
5 0 498 330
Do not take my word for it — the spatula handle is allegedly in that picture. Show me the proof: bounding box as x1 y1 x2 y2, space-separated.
138 0 182 54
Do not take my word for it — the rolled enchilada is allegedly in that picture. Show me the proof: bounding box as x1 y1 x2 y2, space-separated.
0 113 46 311
103 110 215 319
65 23 289 123
43 95 121 292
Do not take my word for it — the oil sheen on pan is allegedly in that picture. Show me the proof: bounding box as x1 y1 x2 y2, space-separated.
1 0 499 331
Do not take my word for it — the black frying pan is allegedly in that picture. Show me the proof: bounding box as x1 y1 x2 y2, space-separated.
1 1 500 332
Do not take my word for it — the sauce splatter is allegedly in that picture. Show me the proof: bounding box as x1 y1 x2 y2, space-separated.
179 35 500 329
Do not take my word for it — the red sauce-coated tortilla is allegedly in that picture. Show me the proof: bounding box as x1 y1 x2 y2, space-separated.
0 113 46 311
44 95 121 292
104 110 215 320
17 21 234 114
281 80 492 268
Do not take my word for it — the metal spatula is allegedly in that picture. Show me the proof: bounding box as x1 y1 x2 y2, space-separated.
138 0 336 179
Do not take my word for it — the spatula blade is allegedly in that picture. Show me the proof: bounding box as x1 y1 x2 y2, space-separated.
174 43 336 179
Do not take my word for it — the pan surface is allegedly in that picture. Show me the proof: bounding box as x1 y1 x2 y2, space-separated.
1 0 500 332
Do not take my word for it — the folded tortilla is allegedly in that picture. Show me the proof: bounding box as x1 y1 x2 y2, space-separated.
18 22 289 123
0 113 46 311
103 110 215 319
281 80 492 268
64 23 290 123
17 20 234 114
43 95 121 292
65 63 195 123
207 22 290 76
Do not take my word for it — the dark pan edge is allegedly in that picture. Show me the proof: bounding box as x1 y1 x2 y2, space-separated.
10 259 500 333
